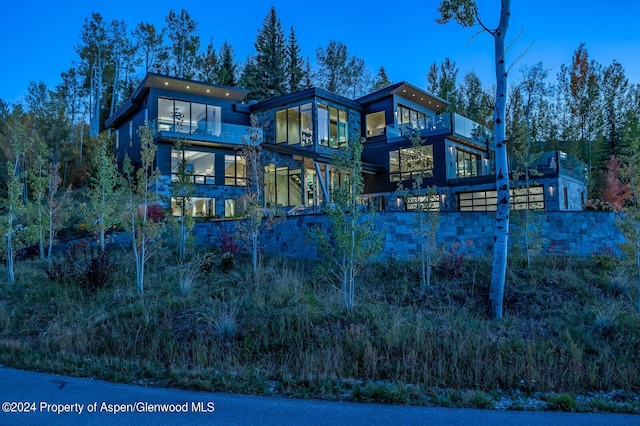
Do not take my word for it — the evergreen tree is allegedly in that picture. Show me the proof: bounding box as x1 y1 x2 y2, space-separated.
217 40 237 87
197 38 218 83
286 27 305 93
240 7 287 101
372 66 393 91
302 56 313 89
600 60 630 162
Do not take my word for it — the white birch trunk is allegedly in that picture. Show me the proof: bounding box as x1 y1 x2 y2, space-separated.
488 0 511 320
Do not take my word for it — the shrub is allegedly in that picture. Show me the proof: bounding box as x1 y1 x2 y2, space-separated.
438 243 465 279
546 393 578 411
44 241 113 292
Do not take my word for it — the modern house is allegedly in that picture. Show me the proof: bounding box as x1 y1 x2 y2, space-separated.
105 73 587 218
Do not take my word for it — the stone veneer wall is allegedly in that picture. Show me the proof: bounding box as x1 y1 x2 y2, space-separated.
193 211 624 260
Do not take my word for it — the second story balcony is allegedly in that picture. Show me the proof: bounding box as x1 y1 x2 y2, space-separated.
385 113 492 148
150 118 263 146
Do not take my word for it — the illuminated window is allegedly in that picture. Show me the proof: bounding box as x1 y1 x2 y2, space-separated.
366 111 385 137
275 103 313 146
397 104 426 130
459 186 545 211
319 104 348 148
225 154 246 186
171 150 215 184
389 145 434 182
264 164 302 207
171 197 215 217
158 98 221 135
456 149 480 177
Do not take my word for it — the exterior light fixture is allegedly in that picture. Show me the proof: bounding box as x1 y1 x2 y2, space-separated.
164 82 169 85
449 146 454 156
548 184 554 197
186 85 190 89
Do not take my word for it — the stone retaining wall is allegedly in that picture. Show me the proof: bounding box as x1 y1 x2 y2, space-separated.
193 211 624 260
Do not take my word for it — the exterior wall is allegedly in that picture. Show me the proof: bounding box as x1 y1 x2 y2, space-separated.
114 105 147 166
193 211 624 260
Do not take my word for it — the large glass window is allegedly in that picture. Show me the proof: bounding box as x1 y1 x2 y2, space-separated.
319 104 348 148
225 199 236 218
397 104 426 130
275 103 313 146
389 145 434 182
171 197 215 217
225 154 246 186
456 149 480 178
158 98 221 135
366 111 386 137
300 104 313 146
171 150 215 184
265 165 303 207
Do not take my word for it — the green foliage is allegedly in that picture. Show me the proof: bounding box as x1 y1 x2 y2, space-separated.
121 124 163 294
315 137 382 313
396 131 440 289
169 140 197 262
240 7 287 101
546 393 578 412
235 115 281 275
86 133 121 252
436 0 477 27
2 254 640 412
164 9 200 79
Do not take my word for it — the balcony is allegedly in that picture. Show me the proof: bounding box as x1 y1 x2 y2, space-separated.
149 119 263 146
526 151 587 181
385 113 491 148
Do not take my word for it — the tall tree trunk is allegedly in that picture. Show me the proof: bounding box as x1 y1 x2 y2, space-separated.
488 0 511 320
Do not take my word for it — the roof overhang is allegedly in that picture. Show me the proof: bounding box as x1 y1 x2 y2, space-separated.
145 74 249 102
357 81 449 113
390 82 448 113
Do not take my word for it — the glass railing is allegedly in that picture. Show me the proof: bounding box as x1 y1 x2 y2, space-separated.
518 151 587 181
149 119 263 145
385 113 491 146
386 114 452 139
452 113 492 146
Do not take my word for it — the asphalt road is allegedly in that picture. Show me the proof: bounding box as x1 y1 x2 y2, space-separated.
0 366 638 425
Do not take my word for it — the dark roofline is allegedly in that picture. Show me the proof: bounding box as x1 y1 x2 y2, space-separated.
105 73 251 128
357 81 449 113
251 87 362 112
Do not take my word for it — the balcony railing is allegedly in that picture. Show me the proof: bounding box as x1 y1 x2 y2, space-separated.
149 119 263 145
526 151 587 181
385 113 491 147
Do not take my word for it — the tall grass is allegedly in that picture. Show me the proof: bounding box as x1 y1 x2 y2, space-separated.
0 251 639 409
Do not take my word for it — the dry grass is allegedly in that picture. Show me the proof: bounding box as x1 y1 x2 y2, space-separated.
0 251 639 411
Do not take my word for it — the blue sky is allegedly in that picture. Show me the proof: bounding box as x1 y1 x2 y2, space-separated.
1 0 638 104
